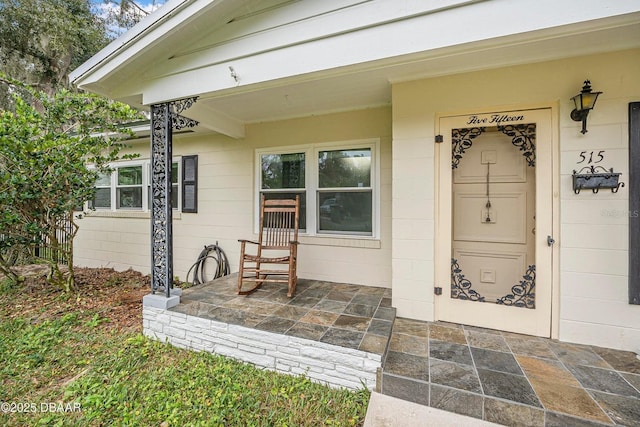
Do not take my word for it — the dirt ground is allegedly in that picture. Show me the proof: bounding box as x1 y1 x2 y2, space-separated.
1 265 151 332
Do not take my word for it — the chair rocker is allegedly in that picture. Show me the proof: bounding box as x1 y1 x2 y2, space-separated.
237 195 300 297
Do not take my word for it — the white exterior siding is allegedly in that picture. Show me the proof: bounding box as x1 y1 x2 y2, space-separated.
75 107 392 288
391 48 639 351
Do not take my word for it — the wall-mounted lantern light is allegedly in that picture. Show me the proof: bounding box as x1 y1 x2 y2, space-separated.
570 80 602 134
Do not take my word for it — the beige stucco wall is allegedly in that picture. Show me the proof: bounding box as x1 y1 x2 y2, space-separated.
74 107 392 288
392 48 640 351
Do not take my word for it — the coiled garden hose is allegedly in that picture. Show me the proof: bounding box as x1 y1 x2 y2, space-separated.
185 242 230 286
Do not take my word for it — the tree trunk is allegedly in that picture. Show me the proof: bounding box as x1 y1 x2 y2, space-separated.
0 252 20 285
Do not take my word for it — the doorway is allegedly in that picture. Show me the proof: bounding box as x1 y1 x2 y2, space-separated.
436 109 554 337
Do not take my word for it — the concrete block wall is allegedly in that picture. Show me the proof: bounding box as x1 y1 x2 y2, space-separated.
143 306 381 390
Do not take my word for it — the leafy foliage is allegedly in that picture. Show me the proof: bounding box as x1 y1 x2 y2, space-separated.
0 0 110 96
101 0 165 38
0 77 142 291
0 0 164 101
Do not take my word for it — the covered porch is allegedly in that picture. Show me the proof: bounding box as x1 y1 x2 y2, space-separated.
143 275 640 427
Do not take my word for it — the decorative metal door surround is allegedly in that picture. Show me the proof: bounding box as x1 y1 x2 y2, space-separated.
150 97 198 296
450 123 537 309
452 124 536 169
496 265 536 308
452 127 484 169
451 259 485 302
451 259 536 309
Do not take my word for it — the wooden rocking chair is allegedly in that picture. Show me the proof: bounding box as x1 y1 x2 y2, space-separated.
237 195 300 297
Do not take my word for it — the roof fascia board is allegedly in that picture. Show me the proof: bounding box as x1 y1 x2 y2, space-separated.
176 0 374 58
147 0 481 79
69 0 225 87
154 0 639 78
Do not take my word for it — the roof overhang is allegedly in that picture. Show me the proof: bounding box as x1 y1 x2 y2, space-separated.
70 0 640 139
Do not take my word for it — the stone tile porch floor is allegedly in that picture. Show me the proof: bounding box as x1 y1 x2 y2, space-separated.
171 274 640 426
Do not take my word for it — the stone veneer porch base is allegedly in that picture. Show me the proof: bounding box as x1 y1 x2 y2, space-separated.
143 306 381 390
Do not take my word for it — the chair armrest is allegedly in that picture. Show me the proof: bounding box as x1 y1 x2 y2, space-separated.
238 239 260 245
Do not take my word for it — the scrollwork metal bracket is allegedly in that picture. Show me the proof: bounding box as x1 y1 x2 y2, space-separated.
170 97 199 130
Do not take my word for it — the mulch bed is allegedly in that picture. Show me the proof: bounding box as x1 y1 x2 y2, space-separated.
1 266 152 332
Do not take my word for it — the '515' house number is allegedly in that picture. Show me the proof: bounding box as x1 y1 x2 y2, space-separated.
577 150 604 164
572 150 624 194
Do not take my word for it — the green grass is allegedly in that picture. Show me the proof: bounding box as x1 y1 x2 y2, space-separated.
0 302 369 426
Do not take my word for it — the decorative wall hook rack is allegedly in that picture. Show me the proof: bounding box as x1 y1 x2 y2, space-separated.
572 165 624 194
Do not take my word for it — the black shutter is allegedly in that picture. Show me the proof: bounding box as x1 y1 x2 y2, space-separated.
182 155 198 213
629 102 640 304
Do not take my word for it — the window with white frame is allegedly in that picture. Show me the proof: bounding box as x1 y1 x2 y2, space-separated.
317 147 372 235
90 159 184 212
257 140 378 237
117 165 144 209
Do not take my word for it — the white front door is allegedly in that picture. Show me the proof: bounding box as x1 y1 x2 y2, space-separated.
436 109 554 337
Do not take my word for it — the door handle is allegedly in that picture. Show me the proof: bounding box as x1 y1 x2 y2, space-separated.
547 235 555 246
